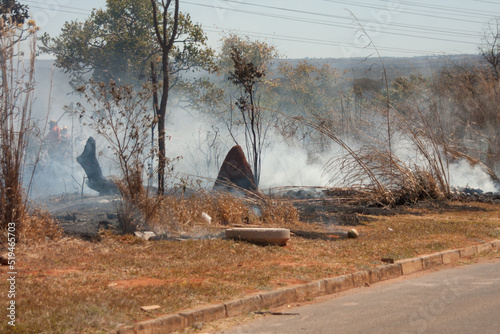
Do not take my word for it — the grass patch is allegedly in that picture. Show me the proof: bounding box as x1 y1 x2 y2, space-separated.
0 201 499 333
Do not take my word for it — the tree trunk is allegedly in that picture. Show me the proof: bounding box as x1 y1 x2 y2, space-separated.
150 0 179 195
157 66 168 194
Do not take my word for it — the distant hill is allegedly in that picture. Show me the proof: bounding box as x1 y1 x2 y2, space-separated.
35 54 484 91
282 54 483 81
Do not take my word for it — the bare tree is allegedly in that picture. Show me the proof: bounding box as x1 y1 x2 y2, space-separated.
75 80 156 201
228 46 268 187
480 17 500 80
150 0 179 194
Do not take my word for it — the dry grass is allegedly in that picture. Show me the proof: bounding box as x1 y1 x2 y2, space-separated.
116 190 300 235
16 208 63 244
1 200 499 333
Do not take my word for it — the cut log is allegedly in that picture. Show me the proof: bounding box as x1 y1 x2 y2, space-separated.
76 137 119 196
225 228 290 246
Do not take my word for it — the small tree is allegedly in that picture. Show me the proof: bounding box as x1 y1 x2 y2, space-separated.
275 60 346 149
0 0 28 25
480 17 500 80
228 46 267 186
75 80 156 202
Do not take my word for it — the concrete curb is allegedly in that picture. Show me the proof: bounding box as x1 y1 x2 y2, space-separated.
117 240 498 334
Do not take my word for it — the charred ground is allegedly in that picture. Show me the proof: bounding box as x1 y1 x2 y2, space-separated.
40 187 500 242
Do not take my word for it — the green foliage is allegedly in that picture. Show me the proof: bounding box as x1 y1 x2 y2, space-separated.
276 60 343 117
274 60 347 150
432 61 500 170
0 0 29 26
40 0 215 88
352 77 382 94
229 46 265 95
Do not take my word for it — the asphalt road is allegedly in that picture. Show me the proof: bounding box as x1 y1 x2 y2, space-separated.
216 259 500 334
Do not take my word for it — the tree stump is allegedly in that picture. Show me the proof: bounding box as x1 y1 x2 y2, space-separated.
76 137 119 196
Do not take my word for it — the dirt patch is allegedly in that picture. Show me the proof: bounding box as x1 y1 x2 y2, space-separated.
108 278 170 288
108 277 208 288
26 268 80 277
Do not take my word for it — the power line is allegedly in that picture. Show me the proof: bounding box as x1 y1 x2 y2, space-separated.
473 0 500 5
24 1 92 15
378 0 499 18
25 0 454 57
324 0 489 24
204 27 435 55
216 0 480 38
184 1 481 46
25 0 486 44
25 0 485 57
27 0 483 41
27 5 90 16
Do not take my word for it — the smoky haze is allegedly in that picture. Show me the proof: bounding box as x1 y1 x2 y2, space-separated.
26 57 500 201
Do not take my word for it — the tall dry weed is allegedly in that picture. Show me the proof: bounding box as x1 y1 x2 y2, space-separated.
300 74 452 205
260 197 299 226
18 209 63 244
0 17 41 240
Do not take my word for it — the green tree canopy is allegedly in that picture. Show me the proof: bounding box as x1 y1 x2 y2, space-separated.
0 0 29 26
40 0 215 88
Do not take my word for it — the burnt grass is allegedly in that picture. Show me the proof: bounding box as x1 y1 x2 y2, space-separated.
41 187 500 241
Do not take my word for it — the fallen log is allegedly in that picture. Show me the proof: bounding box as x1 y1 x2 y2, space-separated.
76 137 119 196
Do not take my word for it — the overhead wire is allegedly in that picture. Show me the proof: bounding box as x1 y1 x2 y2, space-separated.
323 0 491 24
214 0 481 38
184 1 480 45
23 0 91 16
377 0 499 18
473 0 500 5
26 5 90 16
203 27 435 55
24 0 490 57
26 0 485 41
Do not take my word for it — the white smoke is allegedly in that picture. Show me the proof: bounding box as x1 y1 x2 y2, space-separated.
448 160 499 193
260 142 326 188
27 60 500 199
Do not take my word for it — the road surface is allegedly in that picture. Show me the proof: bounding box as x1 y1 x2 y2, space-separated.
216 259 500 334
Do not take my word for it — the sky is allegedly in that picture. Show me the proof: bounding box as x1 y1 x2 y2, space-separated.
25 0 500 59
